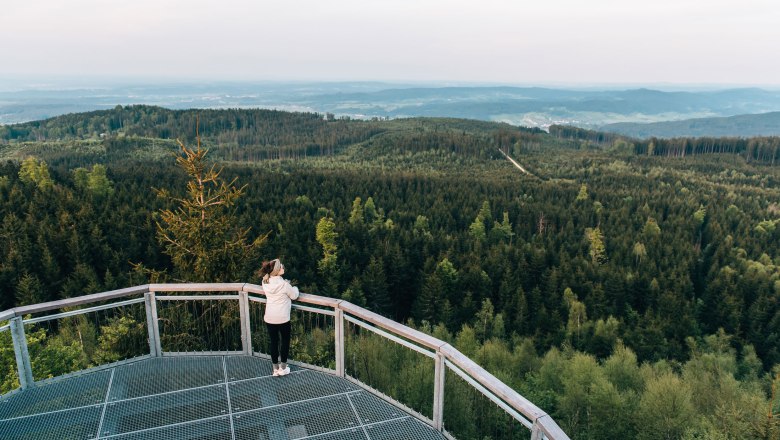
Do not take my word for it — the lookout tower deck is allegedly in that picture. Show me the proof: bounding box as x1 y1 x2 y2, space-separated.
0 355 446 439
0 283 569 440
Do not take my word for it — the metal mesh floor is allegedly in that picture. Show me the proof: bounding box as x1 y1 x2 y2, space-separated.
0 355 447 440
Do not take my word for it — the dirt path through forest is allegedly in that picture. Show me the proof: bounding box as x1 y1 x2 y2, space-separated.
497 148 535 177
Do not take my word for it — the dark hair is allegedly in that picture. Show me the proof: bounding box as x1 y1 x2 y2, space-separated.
257 259 284 281
256 260 275 278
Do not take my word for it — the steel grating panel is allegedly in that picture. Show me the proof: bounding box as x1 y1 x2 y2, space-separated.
229 370 358 413
109 357 224 400
365 417 446 440
233 393 360 440
348 391 407 425
0 370 110 419
107 416 233 440
0 355 448 440
303 427 369 440
0 405 102 440
100 385 228 436
225 355 299 381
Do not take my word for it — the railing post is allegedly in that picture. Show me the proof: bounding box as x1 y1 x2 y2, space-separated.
531 421 544 440
145 291 162 357
335 308 345 377
10 317 34 389
433 351 446 431
239 291 252 355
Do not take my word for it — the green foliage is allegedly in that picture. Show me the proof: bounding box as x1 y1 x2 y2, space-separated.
315 216 338 274
414 258 459 325
294 194 313 207
559 353 636 439
413 215 432 238
576 183 589 201
478 200 492 224
756 219 778 235
490 212 514 243
637 373 696 440
603 342 643 393
364 197 379 223
632 242 647 266
94 316 146 364
289 313 335 369
346 325 434 419
0 330 19 393
693 205 707 227
18 156 53 189
363 257 391 315
643 217 662 238
550 123 780 166
468 200 495 243
586 227 607 264
348 197 364 225
468 215 487 242
28 326 89 381
342 278 367 307
565 288 588 347
73 164 114 197
15 273 46 306
474 298 495 342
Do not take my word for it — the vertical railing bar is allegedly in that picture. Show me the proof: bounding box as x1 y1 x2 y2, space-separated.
144 292 156 357
335 308 345 377
433 351 445 431
145 292 162 356
531 423 543 440
239 291 251 355
10 317 33 389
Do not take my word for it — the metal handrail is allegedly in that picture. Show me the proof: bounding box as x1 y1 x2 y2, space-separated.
0 283 570 440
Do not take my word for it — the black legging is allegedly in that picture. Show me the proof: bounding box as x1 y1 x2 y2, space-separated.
266 321 291 364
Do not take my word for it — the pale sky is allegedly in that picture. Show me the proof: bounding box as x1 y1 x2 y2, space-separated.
1 0 779 86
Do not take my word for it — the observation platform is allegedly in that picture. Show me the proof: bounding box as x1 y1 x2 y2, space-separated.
0 355 445 440
0 283 570 440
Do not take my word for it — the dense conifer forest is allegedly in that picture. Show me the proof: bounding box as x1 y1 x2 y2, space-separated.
2 106 780 438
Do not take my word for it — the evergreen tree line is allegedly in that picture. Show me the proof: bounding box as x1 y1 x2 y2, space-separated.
0 105 383 159
550 124 780 165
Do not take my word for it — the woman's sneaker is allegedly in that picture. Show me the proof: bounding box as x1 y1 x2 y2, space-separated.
272 363 280 377
278 362 290 376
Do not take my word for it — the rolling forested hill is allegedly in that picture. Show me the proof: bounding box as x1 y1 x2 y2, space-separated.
601 111 780 139
4 84 780 134
1 106 780 439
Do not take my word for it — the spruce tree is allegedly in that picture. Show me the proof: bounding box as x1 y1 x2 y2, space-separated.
155 136 265 282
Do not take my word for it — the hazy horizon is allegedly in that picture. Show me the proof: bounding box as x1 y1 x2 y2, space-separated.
2 76 780 94
2 0 778 87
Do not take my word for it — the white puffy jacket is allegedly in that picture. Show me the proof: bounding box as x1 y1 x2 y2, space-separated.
263 276 300 324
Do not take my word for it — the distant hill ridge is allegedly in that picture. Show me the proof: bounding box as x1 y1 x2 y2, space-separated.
3 83 780 135
4 105 780 166
601 111 780 138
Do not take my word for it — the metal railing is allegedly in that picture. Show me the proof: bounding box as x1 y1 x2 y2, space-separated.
0 283 569 440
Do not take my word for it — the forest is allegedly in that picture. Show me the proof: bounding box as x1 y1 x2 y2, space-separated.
1 105 780 439
550 124 780 165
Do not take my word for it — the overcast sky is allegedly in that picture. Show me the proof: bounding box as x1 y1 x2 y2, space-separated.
1 0 778 86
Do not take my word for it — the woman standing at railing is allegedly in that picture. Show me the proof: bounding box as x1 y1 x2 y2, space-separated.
258 258 300 376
